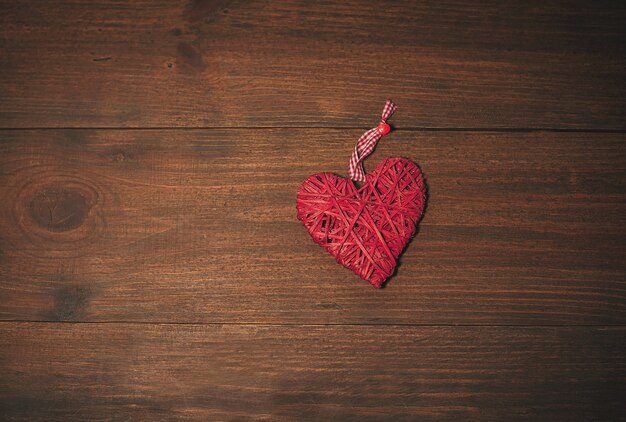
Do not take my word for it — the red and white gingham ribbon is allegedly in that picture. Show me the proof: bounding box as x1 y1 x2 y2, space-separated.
348 100 397 182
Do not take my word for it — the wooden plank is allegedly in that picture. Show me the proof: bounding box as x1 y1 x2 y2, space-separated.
0 323 624 421
1 129 625 324
0 0 624 129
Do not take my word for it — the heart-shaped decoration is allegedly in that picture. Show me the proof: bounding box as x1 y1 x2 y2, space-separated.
296 157 426 288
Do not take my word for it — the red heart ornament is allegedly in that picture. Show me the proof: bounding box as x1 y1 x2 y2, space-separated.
296 158 426 288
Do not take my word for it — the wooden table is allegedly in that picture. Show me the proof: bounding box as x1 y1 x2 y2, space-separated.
1 1 625 420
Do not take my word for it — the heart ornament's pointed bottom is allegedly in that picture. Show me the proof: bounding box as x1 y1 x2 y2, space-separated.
296 158 426 288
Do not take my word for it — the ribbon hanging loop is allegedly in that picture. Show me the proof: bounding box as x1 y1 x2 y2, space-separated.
348 99 397 182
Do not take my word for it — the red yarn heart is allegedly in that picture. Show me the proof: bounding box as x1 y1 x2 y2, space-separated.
296 158 426 288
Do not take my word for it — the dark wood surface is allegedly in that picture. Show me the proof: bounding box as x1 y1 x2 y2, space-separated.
1 1 625 420
1 130 625 325
1 324 625 421
0 0 625 129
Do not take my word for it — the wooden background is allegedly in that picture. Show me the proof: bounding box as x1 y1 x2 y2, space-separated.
1 1 625 420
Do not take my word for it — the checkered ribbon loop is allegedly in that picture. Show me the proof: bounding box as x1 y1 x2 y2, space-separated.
348 100 398 182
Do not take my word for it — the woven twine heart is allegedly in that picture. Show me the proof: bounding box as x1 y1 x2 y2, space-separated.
296 157 426 288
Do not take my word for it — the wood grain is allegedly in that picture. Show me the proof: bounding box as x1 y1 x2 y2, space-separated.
1 0 624 129
1 323 624 421
1 129 624 324
2 1 625 419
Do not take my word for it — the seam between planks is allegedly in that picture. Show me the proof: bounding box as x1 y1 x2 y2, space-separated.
0 320 625 328
0 127 625 133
